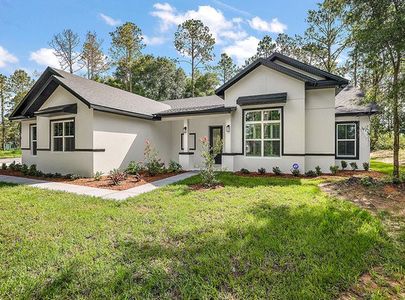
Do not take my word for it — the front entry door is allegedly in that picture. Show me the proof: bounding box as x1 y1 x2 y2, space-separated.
209 126 223 165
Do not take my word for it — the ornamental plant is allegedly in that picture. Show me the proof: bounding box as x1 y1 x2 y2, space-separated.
199 136 222 187
341 160 347 170
330 165 339 175
362 162 369 171
350 162 358 171
272 166 282 175
315 166 322 176
108 169 127 185
144 140 164 176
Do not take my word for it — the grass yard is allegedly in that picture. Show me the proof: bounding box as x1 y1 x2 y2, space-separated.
0 149 21 159
371 159 405 175
0 173 403 299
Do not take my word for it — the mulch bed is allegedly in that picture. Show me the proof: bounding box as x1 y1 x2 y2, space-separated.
0 169 184 191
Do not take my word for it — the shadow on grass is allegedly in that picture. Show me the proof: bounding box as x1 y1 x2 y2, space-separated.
76 201 388 299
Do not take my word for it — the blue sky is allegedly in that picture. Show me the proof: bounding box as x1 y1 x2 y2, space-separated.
0 0 319 77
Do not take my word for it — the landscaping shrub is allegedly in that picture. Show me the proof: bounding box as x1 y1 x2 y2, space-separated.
21 164 29 175
144 140 164 176
1 163 7 170
126 161 143 175
258 168 266 175
8 161 16 171
200 136 222 187
168 160 182 173
291 168 300 177
350 162 358 171
93 171 103 181
28 164 38 176
70 174 82 180
360 176 375 187
341 160 347 170
363 162 369 171
240 168 250 174
54 173 62 178
108 169 127 185
315 166 322 176
305 170 317 177
46 173 55 178
330 165 339 174
272 166 281 175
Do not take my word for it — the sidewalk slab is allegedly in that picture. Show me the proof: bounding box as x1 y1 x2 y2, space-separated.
0 171 198 200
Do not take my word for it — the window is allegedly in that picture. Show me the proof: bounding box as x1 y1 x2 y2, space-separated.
245 109 281 157
52 120 75 152
181 133 196 150
336 122 358 158
31 125 37 156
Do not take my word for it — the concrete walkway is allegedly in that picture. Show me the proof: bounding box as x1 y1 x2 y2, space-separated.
0 172 197 200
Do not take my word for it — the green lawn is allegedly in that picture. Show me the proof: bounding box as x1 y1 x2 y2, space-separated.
0 173 401 299
0 149 21 159
370 159 405 175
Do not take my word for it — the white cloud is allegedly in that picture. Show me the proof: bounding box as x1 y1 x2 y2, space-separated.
223 36 260 65
151 3 248 44
29 48 60 68
99 13 121 26
143 35 166 46
0 46 18 68
248 16 287 33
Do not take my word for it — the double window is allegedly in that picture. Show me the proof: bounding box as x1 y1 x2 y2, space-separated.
336 122 358 158
31 125 37 156
244 109 281 157
52 120 75 152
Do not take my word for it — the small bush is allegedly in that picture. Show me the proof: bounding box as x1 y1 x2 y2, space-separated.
28 164 38 176
350 162 358 171
341 161 347 170
360 176 375 187
144 141 164 176
8 161 16 171
315 166 322 176
363 162 369 171
70 174 82 180
54 173 62 178
240 168 250 174
1 163 7 170
305 170 317 177
126 161 143 175
46 173 55 178
168 160 182 173
108 169 127 185
21 164 29 175
330 165 339 175
94 171 103 181
258 168 266 175
291 168 300 177
272 166 281 175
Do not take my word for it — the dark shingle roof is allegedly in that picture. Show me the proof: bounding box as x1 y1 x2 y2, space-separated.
335 86 378 115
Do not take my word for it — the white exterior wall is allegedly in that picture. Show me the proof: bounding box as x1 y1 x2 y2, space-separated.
304 88 336 172
224 65 307 173
21 86 94 176
92 111 172 174
335 115 371 170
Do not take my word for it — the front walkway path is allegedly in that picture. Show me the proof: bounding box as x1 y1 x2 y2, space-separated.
0 172 197 200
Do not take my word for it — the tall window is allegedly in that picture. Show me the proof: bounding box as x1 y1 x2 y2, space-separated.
336 122 357 158
245 109 281 157
31 125 37 156
52 120 75 152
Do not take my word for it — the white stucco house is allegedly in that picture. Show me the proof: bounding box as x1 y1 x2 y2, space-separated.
10 53 378 177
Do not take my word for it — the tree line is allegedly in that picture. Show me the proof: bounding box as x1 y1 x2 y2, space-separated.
0 0 403 179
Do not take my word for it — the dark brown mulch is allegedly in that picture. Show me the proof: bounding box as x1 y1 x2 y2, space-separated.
0 169 184 191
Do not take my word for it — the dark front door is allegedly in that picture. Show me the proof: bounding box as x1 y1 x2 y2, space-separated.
209 126 223 165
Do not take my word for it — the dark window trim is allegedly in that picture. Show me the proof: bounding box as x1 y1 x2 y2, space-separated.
180 133 196 151
335 121 359 160
242 106 284 156
179 152 194 155
29 123 37 156
50 117 75 152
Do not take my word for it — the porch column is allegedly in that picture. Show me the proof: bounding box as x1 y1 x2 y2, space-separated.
179 119 192 170
222 114 235 171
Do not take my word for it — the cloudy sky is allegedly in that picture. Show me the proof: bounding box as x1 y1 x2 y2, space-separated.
0 0 319 76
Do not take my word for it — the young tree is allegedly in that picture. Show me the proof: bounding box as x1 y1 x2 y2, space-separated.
303 2 348 73
49 29 81 73
0 74 10 150
174 19 215 97
8 70 34 147
215 53 238 85
81 31 109 79
109 22 145 93
340 0 404 180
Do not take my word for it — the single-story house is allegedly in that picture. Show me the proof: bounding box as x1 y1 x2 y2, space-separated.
10 52 378 176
